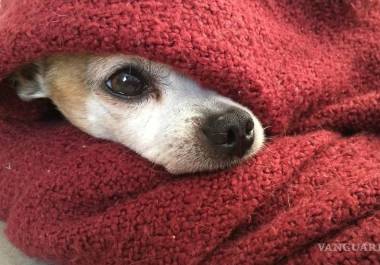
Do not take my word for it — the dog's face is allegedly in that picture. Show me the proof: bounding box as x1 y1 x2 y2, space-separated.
12 54 265 174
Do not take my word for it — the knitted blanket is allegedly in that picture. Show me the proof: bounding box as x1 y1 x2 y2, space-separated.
0 0 379 264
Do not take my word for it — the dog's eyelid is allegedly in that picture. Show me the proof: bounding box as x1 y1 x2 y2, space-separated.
88 55 171 85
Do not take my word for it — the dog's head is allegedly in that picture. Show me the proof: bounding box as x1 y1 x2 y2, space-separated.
11 54 265 174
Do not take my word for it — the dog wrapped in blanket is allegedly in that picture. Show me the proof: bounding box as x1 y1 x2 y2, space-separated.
0 0 380 264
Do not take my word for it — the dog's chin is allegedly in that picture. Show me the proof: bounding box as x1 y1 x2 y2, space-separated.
164 161 233 175
161 148 256 175
141 126 265 175
162 128 265 175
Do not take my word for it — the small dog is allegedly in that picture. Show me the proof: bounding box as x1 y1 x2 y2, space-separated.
11 54 265 174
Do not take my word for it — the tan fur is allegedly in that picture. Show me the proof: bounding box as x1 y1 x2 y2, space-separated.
42 55 92 132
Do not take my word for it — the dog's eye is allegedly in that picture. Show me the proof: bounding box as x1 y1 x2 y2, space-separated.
105 66 149 98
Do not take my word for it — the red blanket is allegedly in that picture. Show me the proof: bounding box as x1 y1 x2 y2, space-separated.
0 0 380 264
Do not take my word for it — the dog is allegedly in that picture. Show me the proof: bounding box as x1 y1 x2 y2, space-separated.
11 54 265 174
3 54 266 265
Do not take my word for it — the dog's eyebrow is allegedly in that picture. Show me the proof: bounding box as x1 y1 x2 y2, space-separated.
86 56 129 88
86 56 169 89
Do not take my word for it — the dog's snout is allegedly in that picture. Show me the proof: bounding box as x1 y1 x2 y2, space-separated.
202 108 255 157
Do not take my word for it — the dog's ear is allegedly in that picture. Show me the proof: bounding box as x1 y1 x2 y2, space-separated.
11 62 48 101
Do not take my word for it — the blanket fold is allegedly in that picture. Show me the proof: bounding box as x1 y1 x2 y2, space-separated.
0 0 379 264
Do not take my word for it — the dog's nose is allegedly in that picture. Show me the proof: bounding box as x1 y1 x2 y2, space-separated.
202 108 255 157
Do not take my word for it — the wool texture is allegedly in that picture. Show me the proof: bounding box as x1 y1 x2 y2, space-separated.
0 0 380 264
